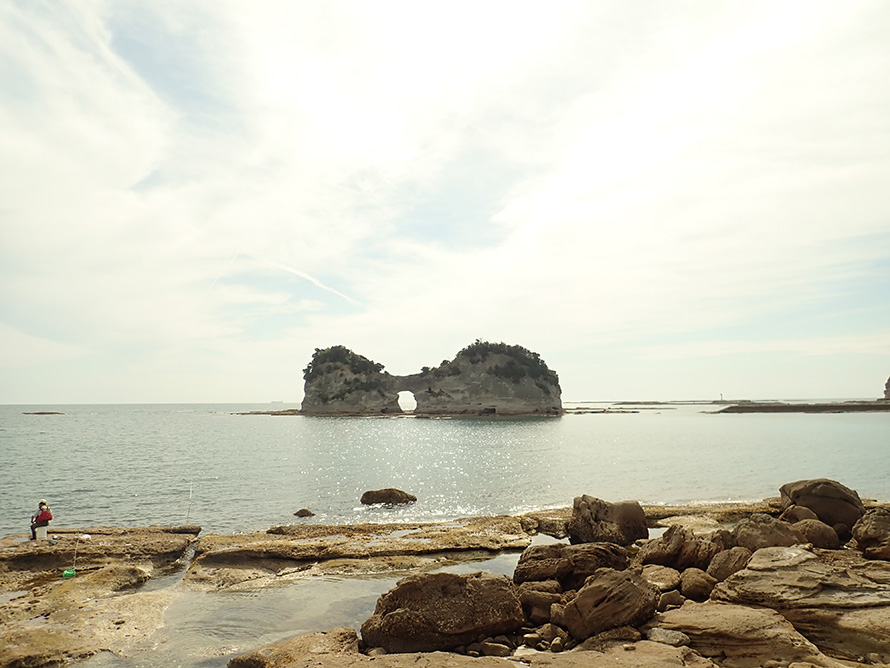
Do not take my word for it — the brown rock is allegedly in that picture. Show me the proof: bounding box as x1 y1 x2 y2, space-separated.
792 519 840 550
679 568 717 601
567 496 648 546
360 488 417 505
779 478 866 530
513 542 628 590
562 568 659 640
360 571 524 653
732 513 803 551
706 547 752 582
852 507 890 560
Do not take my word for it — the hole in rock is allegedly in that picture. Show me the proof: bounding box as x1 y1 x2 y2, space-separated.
397 391 417 413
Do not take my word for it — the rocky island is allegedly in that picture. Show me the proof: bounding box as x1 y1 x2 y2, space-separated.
300 340 562 416
3 479 890 668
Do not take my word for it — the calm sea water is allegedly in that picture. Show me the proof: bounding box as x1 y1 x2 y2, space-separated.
2 402 888 668
1 402 888 538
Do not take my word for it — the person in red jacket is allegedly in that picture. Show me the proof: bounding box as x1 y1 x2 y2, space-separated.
30 500 52 540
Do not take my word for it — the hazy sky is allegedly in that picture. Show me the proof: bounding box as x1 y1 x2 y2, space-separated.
2 1 889 404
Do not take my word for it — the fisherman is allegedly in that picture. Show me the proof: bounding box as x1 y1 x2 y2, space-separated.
30 499 52 540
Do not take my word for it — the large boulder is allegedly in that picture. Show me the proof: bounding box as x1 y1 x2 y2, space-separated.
731 513 802 551
562 568 659 640
852 507 890 560
567 496 648 546
779 478 866 530
360 488 417 505
711 545 890 661
637 525 731 571
513 542 628 591
360 571 524 653
654 601 846 668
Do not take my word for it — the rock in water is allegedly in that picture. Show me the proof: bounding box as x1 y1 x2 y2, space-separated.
360 488 417 505
300 341 562 416
567 495 648 546
360 571 524 653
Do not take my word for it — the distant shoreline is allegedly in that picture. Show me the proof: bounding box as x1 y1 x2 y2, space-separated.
717 401 890 413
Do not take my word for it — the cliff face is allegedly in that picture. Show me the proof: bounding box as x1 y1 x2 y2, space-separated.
300 341 562 416
885 376 890 400
300 346 401 415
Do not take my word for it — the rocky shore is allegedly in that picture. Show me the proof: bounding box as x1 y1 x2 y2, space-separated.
2 480 889 668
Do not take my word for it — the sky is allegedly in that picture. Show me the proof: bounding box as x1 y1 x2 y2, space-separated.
1 0 889 404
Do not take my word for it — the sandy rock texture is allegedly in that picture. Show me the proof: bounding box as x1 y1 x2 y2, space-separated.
0 527 197 668
186 516 531 590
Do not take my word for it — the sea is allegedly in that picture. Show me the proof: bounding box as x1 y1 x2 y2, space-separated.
1 401 887 667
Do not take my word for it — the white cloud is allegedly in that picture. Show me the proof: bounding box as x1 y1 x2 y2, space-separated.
1 0 888 402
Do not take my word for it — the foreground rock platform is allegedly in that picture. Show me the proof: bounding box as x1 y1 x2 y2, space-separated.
2 491 889 668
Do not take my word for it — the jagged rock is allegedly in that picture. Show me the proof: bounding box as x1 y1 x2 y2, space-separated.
706 547 752 582
360 571 524 653
792 519 840 549
779 478 866 530
293 508 315 517
853 507 890 560
360 489 417 505
301 341 562 416
732 513 803 551
656 601 846 668
513 542 628 591
885 375 890 400
642 564 681 592
637 525 731 571
711 545 890 660
228 626 359 667
679 568 717 601
562 568 659 640
567 496 648 546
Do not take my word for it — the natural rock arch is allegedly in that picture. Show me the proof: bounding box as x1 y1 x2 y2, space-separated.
300 341 562 416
